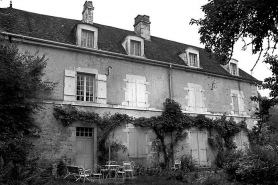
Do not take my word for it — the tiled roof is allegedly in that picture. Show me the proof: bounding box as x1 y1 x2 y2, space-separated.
0 7 258 82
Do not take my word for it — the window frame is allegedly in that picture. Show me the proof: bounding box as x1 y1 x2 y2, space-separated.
76 24 98 49
230 90 245 115
180 47 200 68
130 40 141 56
185 83 206 113
81 29 94 48
230 62 238 76
76 73 95 102
121 35 144 57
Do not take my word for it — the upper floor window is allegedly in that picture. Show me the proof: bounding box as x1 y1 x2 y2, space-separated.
81 30 94 48
122 35 144 57
179 47 200 68
189 53 198 67
230 90 245 115
185 83 206 113
130 40 141 56
63 68 107 104
77 73 95 102
230 62 238 76
76 24 98 49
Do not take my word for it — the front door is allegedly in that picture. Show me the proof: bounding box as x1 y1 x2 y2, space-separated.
75 127 94 169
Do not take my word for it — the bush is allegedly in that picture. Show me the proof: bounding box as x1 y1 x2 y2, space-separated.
225 145 278 184
180 155 196 172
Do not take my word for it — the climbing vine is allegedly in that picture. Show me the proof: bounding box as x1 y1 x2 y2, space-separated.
53 99 247 168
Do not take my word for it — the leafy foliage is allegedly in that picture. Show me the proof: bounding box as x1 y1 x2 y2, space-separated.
225 145 278 184
0 37 56 164
54 99 247 168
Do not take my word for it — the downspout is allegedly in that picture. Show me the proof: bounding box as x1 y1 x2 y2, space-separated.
169 63 174 167
169 63 172 100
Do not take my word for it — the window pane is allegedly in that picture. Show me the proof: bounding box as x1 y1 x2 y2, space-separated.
77 73 95 102
189 53 198 67
81 30 94 48
231 63 237 75
130 40 141 56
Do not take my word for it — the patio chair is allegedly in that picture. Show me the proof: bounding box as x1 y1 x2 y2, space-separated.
123 161 135 178
64 165 79 180
100 165 109 179
91 165 103 183
76 167 91 182
114 166 125 181
171 160 181 171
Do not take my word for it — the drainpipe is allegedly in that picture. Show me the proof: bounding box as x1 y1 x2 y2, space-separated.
169 63 172 100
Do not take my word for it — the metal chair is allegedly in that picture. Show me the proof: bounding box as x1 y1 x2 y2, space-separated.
91 165 103 183
123 161 135 178
114 166 125 181
171 160 181 170
76 167 91 182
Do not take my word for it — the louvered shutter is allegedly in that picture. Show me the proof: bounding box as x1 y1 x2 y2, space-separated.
198 131 208 166
64 70 76 101
96 74 107 104
238 94 245 113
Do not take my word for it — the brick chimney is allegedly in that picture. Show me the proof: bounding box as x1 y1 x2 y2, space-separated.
82 1 94 24
134 15 151 41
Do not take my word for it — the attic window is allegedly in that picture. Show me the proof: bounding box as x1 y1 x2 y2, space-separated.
76 24 98 49
122 35 144 57
189 53 198 67
179 48 200 68
230 63 238 76
130 40 141 56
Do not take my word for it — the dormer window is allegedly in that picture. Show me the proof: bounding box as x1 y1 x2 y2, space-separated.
130 40 141 56
81 30 94 48
230 62 238 76
179 47 200 68
76 24 98 49
189 53 198 67
122 35 144 57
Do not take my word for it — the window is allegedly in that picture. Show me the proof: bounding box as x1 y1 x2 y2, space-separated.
81 30 94 48
130 40 141 56
63 68 107 104
230 63 238 75
76 24 98 49
122 75 150 108
185 83 206 113
189 53 198 67
76 127 93 137
234 130 249 151
230 90 245 115
77 73 95 102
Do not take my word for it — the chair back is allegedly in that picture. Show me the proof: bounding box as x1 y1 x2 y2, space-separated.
174 160 181 169
93 164 101 173
123 161 134 170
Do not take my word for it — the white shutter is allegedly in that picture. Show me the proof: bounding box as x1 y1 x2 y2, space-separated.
138 129 147 158
188 88 196 111
238 94 245 112
96 74 107 104
64 70 76 101
190 131 199 165
198 131 208 166
127 80 136 107
136 80 146 107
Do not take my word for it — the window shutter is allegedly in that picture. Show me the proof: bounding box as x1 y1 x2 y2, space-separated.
232 94 239 114
127 80 136 107
198 131 208 166
188 88 196 111
190 131 199 165
128 129 137 158
238 95 245 112
64 70 76 101
138 130 147 158
96 74 107 104
136 80 146 107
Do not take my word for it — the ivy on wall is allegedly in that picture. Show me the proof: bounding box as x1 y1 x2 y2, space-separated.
53 99 247 167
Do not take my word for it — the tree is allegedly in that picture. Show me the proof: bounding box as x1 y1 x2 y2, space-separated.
0 37 56 163
190 0 278 123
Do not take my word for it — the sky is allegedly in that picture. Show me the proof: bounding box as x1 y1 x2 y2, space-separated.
0 0 272 96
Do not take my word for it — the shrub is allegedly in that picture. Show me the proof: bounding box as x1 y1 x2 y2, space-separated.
225 145 278 184
180 155 196 172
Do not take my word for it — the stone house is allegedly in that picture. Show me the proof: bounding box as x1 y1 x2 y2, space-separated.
0 1 258 168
